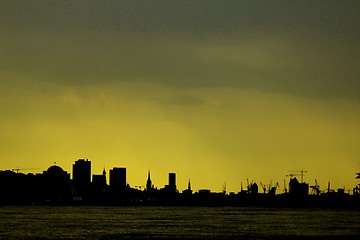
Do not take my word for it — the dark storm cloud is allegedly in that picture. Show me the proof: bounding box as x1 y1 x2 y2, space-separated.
1 0 360 99
2 0 360 38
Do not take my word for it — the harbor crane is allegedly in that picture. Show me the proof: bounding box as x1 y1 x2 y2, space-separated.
268 182 280 195
259 181 277 194
222 182 227 194
274 182 280 191
246 178 254 192
259 182 267 194
268 180 272 193
310 179 321 195
283 179 288 193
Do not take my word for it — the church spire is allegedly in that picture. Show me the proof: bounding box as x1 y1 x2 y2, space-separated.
146 170 152 190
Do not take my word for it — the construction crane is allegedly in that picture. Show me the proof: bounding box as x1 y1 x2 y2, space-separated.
246 178 253 192
287 169 308 183
268 180 273 193
222 182 227 194
268 182 280 195
11 168 38 173
283 179 288 193
259 181 276 194
310 179 321 195
259 182 267 194
327 181 334 193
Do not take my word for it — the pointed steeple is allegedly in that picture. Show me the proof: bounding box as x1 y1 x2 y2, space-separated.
146 170 152 191
102 168 107 186
182 178 193 195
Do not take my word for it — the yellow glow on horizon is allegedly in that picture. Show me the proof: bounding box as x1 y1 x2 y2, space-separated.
1 79 359 192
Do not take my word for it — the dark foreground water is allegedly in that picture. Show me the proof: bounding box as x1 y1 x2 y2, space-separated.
0 206 359 240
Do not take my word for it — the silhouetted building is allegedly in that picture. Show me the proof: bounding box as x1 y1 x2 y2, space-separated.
41 165 71 202
183 179 193 195
162 172 177 194
199 189 211 194
289 177 309 197
249 183 258 195
72 159 91 198
110 167 126 192
92 169 107 195
268 186 277 196
168 172 176 190
146 171 153 191
0 170 35 204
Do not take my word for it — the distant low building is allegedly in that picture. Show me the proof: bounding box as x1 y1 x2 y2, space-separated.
92 169 107 194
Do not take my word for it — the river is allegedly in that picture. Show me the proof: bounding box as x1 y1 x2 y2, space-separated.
0 206 359 239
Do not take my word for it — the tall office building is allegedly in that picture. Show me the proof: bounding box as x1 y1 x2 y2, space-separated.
169 172 176 190
73 159 91 183
110 167 126 192
72 159 91 197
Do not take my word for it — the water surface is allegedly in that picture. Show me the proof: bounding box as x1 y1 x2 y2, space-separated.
0 206 359 239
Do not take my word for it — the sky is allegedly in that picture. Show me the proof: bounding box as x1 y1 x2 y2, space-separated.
1 0 360 193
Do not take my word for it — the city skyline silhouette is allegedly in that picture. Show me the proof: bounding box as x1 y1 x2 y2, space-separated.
1 158 360 207
3 157 360 194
